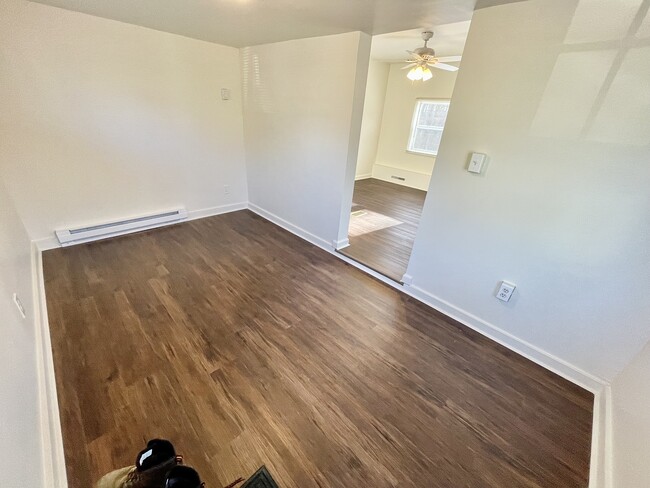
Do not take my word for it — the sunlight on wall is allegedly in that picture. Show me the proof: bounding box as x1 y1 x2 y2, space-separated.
637 7 650 36
588 45 650 146
531 50 617 139
241 47 275 114
531 0 650 146
564 0 644 43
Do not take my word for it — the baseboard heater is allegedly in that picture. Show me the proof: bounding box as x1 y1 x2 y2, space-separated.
55 208 188 246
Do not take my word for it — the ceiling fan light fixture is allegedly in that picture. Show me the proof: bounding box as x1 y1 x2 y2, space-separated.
406 68 421 81
407 66 422 81
407 64 432 82
403 31 460 81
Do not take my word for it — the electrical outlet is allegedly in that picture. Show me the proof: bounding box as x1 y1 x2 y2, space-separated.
13 293 26 319
224 185 231 195
496 281 516 302
221 88 231 101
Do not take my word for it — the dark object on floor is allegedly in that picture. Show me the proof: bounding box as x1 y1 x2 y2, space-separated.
95 438 182 488
240 466 279 488
165 465 204 488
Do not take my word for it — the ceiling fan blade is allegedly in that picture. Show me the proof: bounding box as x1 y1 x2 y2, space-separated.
436 56 462 63
407 50 424 61
401 63 418 70
432 62 459 72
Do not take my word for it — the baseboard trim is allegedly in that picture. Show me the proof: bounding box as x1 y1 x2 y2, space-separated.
372 164 431 191
187 202 248 221
588 386 612 488
406 283 607 393
33 236 61 251
333 238 350 250
355 173 373 180
32 243 68 488
604 385 613 488
247 203 332 251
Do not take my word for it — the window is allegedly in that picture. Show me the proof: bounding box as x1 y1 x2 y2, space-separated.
407 99 450 156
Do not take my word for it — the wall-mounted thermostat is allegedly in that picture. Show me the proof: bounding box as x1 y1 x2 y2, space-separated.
468 152 487 174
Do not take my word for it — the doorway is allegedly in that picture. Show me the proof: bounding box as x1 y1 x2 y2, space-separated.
340 24 470 281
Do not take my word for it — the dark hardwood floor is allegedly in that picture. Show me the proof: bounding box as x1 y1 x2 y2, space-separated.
43 210 593 488
340 178 426 282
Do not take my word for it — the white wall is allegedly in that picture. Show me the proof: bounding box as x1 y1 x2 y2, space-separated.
612 341 650 487
242 32 371 248
373 63 458 190
355 60 390 179
0 179 42 488
406 0 650 384
0 0 248 242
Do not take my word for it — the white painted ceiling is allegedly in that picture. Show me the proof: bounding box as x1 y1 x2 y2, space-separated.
370 21 471 62
29 0 478 48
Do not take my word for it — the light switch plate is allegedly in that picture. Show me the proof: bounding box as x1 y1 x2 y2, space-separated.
221 88 231 101
468 152 487 174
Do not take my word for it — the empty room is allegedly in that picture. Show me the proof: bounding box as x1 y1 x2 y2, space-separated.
1 1 649 488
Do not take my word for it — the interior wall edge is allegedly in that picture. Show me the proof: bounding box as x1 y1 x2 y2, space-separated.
247 203 333 252
336 31 372 247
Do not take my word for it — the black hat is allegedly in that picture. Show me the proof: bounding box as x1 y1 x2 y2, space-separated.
135 439 177 472
165 465 204 488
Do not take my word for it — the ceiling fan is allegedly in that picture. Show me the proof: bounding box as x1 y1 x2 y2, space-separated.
403 31 461 81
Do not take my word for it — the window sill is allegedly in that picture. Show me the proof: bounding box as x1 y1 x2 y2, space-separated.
406 150 438 158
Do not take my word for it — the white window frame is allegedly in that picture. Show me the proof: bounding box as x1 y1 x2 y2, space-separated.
407 99 450 157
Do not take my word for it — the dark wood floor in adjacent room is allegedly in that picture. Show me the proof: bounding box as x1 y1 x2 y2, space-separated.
340 178 427 282
43 210 593 488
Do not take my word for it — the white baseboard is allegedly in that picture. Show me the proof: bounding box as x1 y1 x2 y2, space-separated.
589 385 613 488
372 164 431 191
401 273 414 286
33 236 61 251
333 238 350 250
406 283 607 393
31 243 68 488
187 202 248 221
355 173 373 181
604 385 613 488
247 203 333 251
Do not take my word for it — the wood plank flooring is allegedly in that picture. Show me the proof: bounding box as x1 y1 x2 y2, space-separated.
43 210 593 488
340 178 426 281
